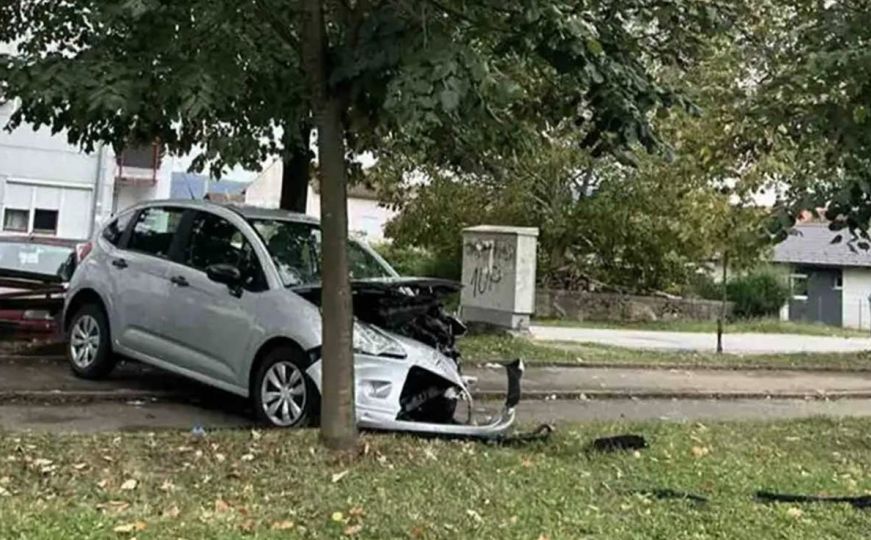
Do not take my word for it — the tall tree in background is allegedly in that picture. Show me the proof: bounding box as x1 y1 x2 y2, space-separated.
1 0 735 450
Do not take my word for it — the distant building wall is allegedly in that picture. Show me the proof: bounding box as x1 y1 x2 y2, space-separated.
245 159 396 241
535 289 730 322
842 267 871 330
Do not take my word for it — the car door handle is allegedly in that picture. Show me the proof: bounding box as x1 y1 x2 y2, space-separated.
111 258 128 269
170 275 189 287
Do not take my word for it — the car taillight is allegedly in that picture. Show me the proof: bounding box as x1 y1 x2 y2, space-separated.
76 241 93 262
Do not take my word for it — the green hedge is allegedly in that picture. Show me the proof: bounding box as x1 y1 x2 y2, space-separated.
726 268 789 318
372 243 461 280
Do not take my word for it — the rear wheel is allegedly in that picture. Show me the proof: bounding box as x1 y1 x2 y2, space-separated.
252 347 319 428
67 304 116 379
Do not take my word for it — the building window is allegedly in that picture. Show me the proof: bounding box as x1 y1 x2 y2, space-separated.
3 209 29 232
32 209 59 235
790 274 809 300
834 274 844 290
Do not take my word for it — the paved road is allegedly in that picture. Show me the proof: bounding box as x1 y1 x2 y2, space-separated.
3 398 871 433
530 325 871 354
5 356 871 400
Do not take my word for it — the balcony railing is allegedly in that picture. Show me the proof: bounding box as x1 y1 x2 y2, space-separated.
116 144 162 186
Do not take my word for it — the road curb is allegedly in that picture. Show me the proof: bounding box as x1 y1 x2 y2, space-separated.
4 388 871 405
470 361 871 373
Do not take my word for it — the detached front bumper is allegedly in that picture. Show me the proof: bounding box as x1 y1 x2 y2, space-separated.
359 360 524 439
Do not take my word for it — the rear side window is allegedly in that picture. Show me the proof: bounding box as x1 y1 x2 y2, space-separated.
102 212 134 246
184 212 266 291
127 207 184 258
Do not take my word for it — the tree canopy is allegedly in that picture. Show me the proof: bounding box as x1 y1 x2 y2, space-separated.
1 0 741 449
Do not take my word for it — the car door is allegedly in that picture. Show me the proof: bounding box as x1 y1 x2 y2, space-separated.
158 210 266 387
112 206 185 359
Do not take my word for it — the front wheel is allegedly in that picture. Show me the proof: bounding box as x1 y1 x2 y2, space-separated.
252 347 319 428
67 304 116 379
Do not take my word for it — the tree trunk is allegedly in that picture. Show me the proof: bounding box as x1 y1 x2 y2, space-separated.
279 124 312 213
302 0 357 451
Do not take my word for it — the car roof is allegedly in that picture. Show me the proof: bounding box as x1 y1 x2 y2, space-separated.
0 235 82 247
122 199 320 225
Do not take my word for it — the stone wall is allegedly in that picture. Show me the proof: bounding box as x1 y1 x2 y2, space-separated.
535 289 731 322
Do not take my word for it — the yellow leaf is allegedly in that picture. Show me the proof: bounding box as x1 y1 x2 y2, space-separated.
331 511 345 522
214 499 231 513
120 479 138 491
73 463 88 471
113 521 147 533
271 520 295 531
787 507 803 519
98 479 110 489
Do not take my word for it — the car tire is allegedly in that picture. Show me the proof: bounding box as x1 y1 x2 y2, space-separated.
252 347 319 428
67 303 116 380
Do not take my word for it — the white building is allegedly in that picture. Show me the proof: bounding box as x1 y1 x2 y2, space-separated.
245 158 395 241
0 100 173 240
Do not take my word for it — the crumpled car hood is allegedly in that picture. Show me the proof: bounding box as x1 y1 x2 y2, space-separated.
292 277 466 361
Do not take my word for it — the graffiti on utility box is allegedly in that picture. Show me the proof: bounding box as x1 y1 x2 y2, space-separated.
464 238 515 299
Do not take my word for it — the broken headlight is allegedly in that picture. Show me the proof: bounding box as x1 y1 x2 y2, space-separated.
353 321 406 358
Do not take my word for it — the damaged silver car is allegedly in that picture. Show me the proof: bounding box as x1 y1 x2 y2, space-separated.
64 200 521 437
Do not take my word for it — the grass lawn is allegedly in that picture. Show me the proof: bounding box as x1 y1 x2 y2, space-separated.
459 334 871 370
534 318 870 338
1 419 869 539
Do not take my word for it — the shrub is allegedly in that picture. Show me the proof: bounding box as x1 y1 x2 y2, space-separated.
372 243 461 280
726 268 789 318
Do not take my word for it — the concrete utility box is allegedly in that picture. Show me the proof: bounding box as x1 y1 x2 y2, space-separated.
460 225 539 330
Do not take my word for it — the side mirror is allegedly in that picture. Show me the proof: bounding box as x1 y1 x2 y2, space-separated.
206 263 242 286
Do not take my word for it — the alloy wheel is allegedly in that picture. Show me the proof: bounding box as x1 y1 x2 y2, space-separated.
260 361 307 427
70 315 101 369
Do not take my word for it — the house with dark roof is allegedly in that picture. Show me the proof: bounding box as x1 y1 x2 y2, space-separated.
773 223 871 329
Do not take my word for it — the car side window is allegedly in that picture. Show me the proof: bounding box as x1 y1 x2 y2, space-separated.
184 212 266 291
127 207 184 258
102 211 134 247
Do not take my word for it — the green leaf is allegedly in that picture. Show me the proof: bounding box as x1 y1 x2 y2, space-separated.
439 88 460 112
585 38 604 56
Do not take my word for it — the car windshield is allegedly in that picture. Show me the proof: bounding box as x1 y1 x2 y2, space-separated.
0 241 74 278
250 219 395 286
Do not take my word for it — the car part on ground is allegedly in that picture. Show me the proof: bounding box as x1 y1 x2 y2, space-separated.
588 434 649 453
756 490 871 510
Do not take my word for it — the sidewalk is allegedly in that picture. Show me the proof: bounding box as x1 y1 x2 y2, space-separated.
529 325 871 354
3 355 871 402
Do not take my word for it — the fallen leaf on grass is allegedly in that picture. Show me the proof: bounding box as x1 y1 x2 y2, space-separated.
98 501 131 515
537 535 551 540
344 524 363 536
271 520 295 531
120 479 138 491
215 453 226 463
160 480 175 492
0 486 10 497
241 453 254 462
349 506 364 517
787 507 803 519
32 458 53 468
331 470 349 483
331 512 345 522
113 521 147 533
0 476 9 485
214 498 231 513
163 506 180 519
691 446 710 458
98 479 110 489
466 509 483 523
72 463 88 471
